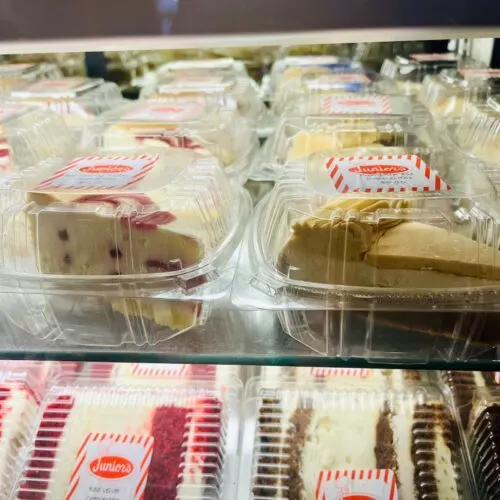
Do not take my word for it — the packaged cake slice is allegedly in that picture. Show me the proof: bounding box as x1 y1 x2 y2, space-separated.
240 379 472 499
420 68 500 120
0 146 251 345
157 57 249 79
0 367 40 497
461 386 500 500
0 62 61 92
93 98 259 184
8 77 124 130
233 140 500 360
13 376 239 499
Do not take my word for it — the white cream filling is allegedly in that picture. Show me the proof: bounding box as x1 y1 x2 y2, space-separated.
434 422 459 500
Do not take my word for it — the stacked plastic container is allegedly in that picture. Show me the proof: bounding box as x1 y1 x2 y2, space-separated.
12 374 240 499
420 68 500 120
0 62 61 92
239 376 474 499
92 98 258 183
0 144 251 346
5 77 124 133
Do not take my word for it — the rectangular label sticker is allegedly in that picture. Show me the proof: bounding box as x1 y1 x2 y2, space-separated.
130 363 188 378
36 154 159 191
124 102 204 122
320 95 392 114
66 433 154 500
325 154 451 193
410 53 459 62
316 469 398 500
310 368 371 378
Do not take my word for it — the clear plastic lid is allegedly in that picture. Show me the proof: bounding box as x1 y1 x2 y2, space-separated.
14 376 240 499
272 71 399 115
267 56 363 98
157 57 248 78
8 77 124 129
0 146 248 279
447 95 500 164
463 387 500 499
0 368 39 497
240 379 471 499
93 99 258 182
420 68 500 119
142 72 268 130
0 104 74 174
0 62 61 92
261 115 439 171
237 141 500 310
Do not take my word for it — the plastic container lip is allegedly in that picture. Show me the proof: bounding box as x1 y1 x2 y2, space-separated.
9 77 103 99
159 57 248 76
247 152 500 299
155 72 238 93
0 61 59 76
2 149 252 283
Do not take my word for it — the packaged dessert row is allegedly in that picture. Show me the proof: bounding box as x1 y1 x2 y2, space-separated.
0 62 61 92
239 378 473 499
91 98 259 184
234 135 500 361
12 375 240 499
0 143 251 346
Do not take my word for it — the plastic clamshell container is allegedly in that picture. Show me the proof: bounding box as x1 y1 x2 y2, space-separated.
0 368 40 498
13 376 241 500
239 378 473 499
8 77 124 130
446 95 500 167
259 114 440 179
420 68 500 119
233 142 500 361
0 147 251 346
92 98 259 183
272 71 399 115
450 386 500 500
157 57 249 78
0 104 75 175
142 72 269 131
0 62 61 92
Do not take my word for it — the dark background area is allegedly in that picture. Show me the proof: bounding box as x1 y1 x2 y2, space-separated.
0 0 499 40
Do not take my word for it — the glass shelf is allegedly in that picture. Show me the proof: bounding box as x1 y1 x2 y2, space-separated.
0 302 498 371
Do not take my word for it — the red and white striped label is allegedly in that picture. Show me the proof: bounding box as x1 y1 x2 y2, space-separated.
35 154 159 191
315 469 398 500
124 102 205 122
494 372 500 384
310 367 371 378
324 154 451 193
320 95 392 114
66 433 154 500
459 69 500 79
130 363 189 378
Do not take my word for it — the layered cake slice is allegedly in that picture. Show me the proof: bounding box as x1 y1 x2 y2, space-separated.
252 389 462 499
16 385 227 499
0 380 38 497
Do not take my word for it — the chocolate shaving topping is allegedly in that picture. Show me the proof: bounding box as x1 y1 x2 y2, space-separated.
443 371 476 428
375 402 398 483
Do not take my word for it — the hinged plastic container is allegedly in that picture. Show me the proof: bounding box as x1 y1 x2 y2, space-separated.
157 57 249 79
92 99 259 183
451 386 500 500
0 367 40 498
263 56 363 104
420 68 500 119
0 104 74 175
7 77 124 130
446 95 500 167
142 72 270 133
0 147 251 346
233 142 500 361
380 54 465 96
272 71 399 115
259 113 439 179
0 62 61 92
12 376 240 499
239 378 473 499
